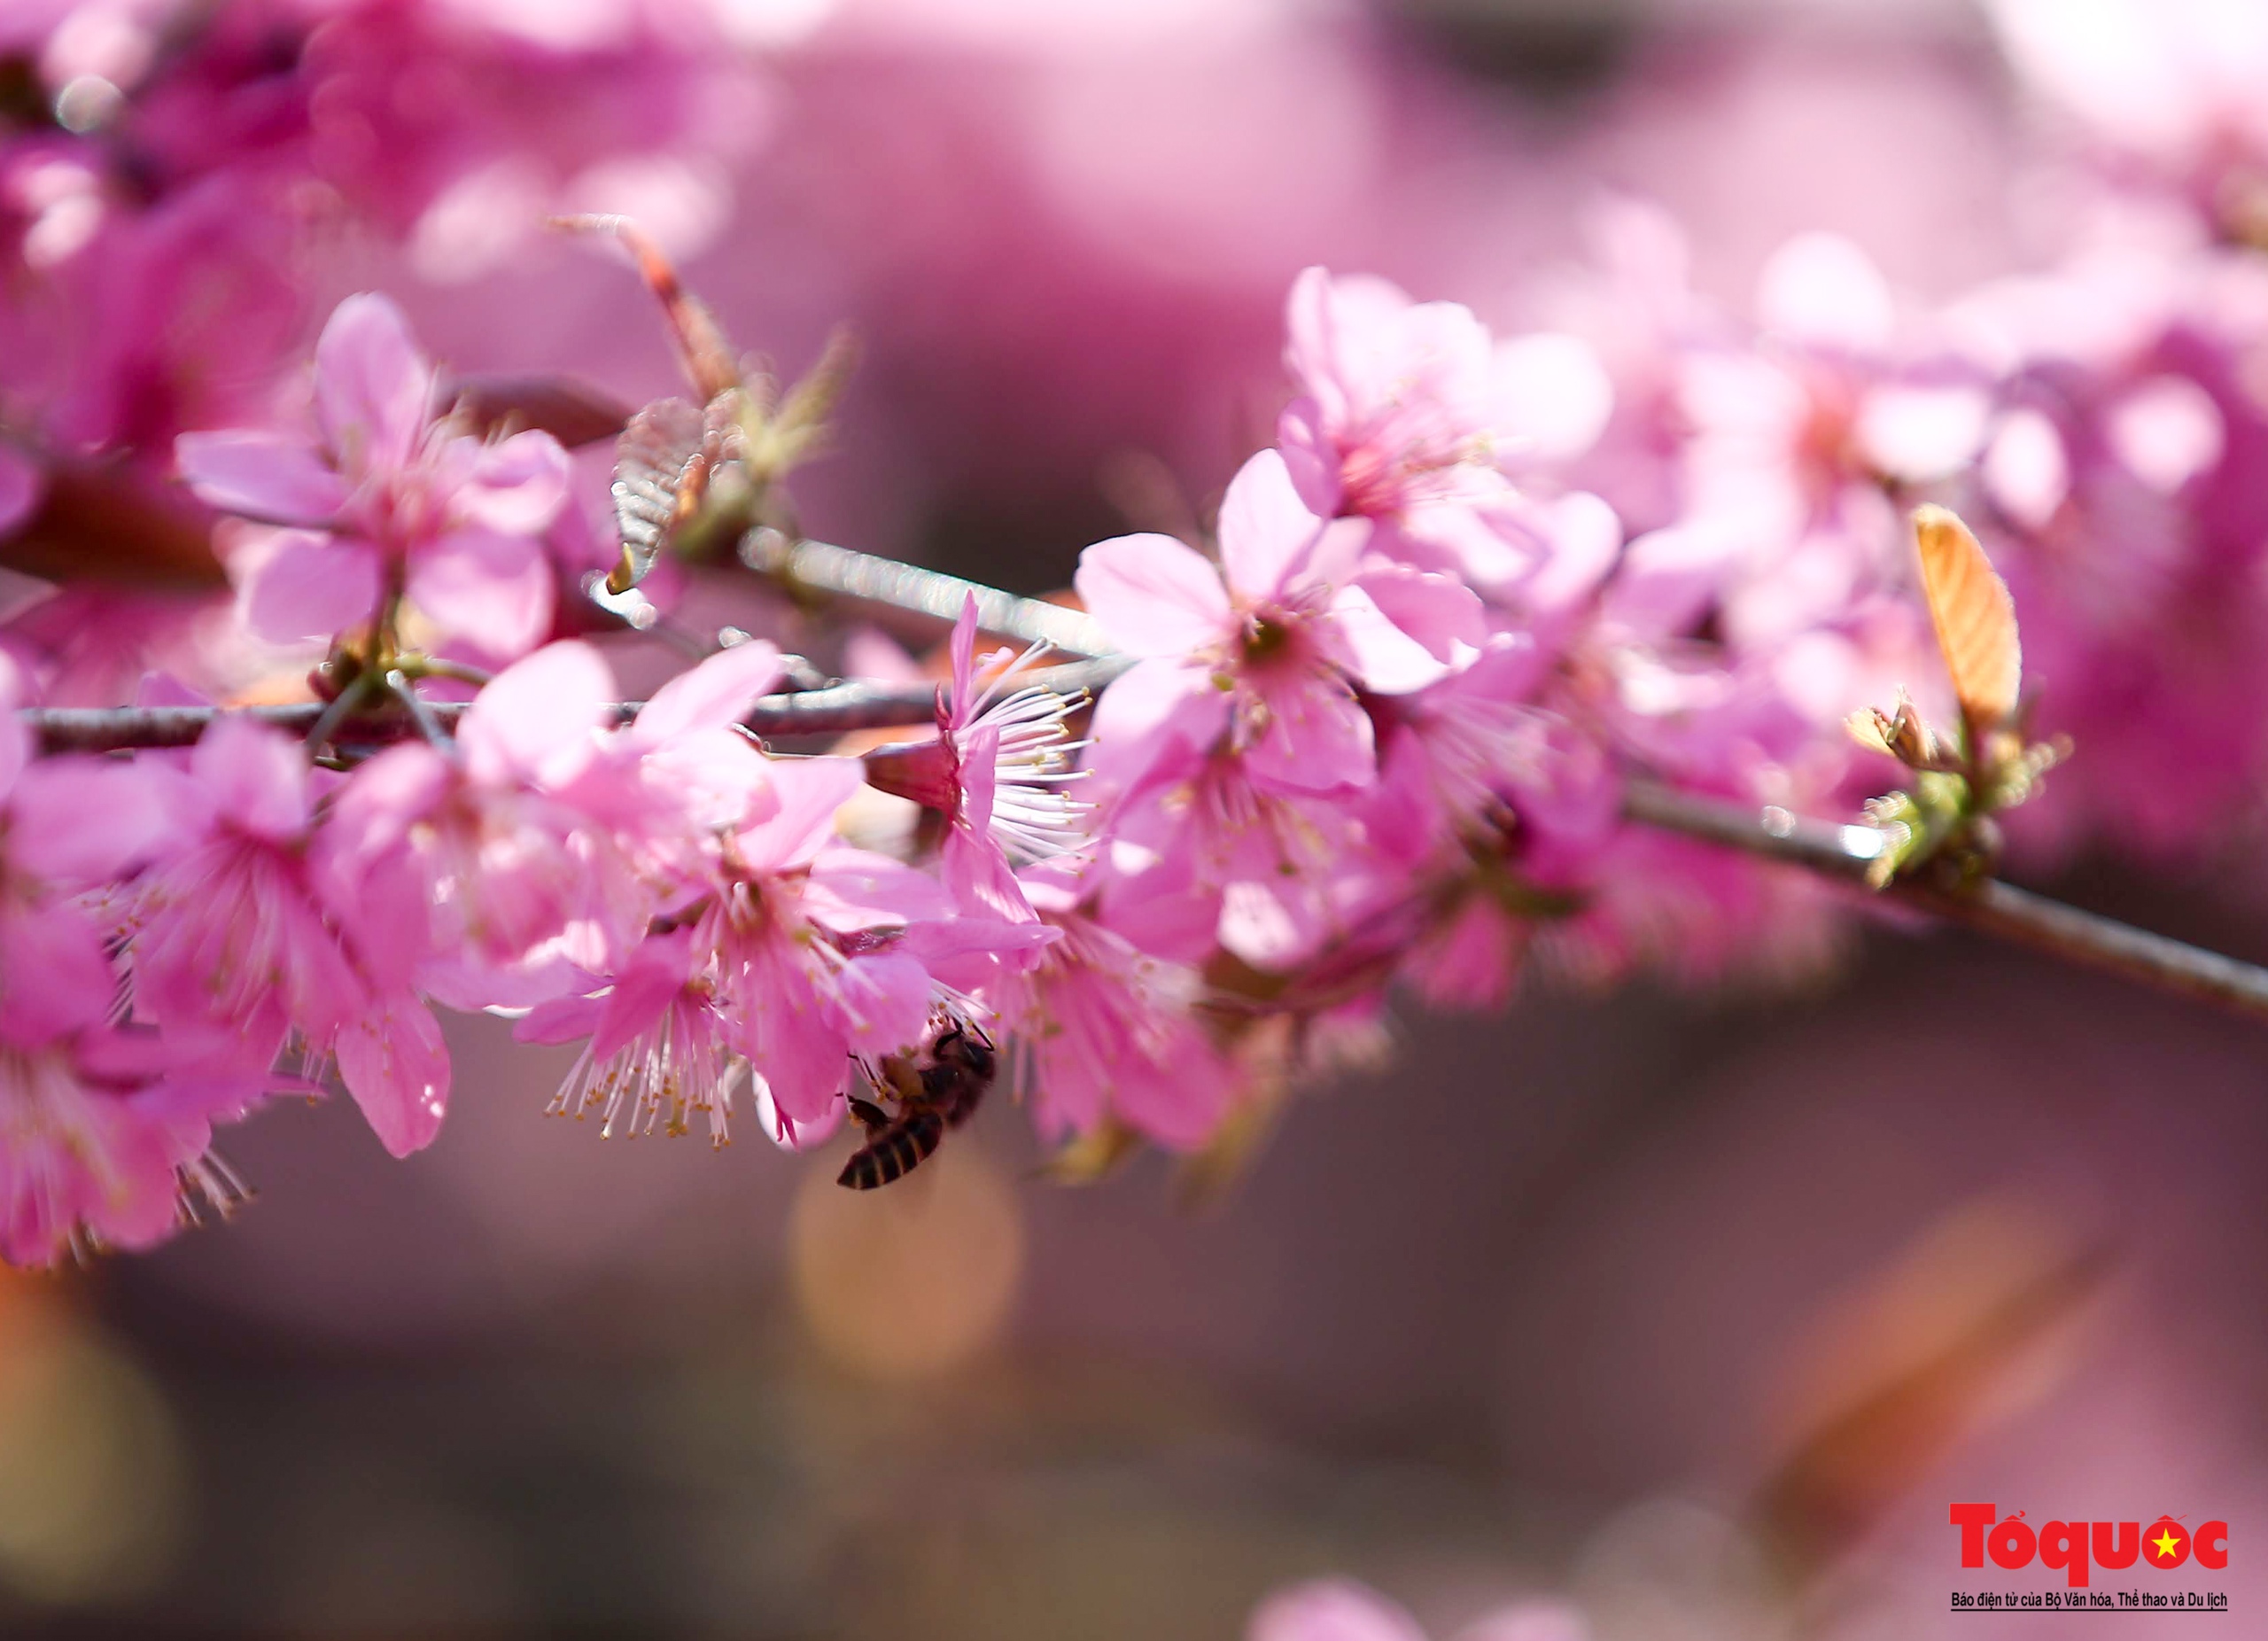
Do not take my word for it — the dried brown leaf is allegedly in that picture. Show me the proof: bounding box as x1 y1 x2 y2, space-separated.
1913 504 2021 735
608 396 712 594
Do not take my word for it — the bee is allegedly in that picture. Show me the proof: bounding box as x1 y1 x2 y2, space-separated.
837 1022 997 1191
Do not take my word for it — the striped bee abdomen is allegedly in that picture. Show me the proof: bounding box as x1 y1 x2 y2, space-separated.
836 1107 945 1191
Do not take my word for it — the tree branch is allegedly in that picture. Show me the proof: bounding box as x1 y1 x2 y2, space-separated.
1623 779 2268 1023
22 657 1133 753
22 534 2268 1026
739 529 1114 656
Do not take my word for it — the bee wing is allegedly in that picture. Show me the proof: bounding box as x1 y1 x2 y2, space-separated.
607 395 709 594
1913 505 2022 736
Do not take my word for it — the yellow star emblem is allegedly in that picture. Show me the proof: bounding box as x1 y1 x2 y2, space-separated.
2152 1529 2184 1561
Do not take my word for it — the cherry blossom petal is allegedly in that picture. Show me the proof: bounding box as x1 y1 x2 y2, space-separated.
1402 894 1524 1013
947 594 980 721
7 758 172 886
1756 231 1894 354
0 904 116 1045
406 527 554 658
455 429 572 534
1328 584 1454 696
236 530 384 644
1074 533 1231 657
733 757 865 874
828 951 934 1063
1084 657 1227 789
1854 384 1991 482
2109 375 2225 493
320 742 452 867
1518 492 1623 615
190 715 310 841
1284 265 1414 426
894 914 1059 995
633 639 785 743
1097 862 1222 968
460 640 614 789
1217 448 1327 600
176 432 350 525
1984 409 2070 528
315 292 436 473
1216 873 1325 970
1494 331 1615 463
79 1135 203 1253
1602 525 1739 641
1241 673 1375 793
514 990 606 1046
807 846 958 930
1276 395 1343 514
640 727 776 835
1283 265 1354 424
1348 564 1486 661
739 975 855 1126
754 1074 844 1152
589 934 695 1062
940 727 1037 923
335 992 451 1158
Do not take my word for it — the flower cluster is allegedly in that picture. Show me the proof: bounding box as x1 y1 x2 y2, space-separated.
1522 209 2268 866
0 286 1087 1262
14 0 2268 1263
1062 260 1852 1037
0 0 775 702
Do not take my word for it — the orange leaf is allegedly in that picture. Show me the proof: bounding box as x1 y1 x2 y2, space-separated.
1913 504 2021 734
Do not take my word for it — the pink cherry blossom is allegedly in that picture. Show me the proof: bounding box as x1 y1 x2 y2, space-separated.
861 595 1091 925
520 928 745 1147
1076 448 1482 801
990 861 1240 1148
315 642 652 1010
0 654 174 1046
1091 734 1387 971
177 293 571 659
705 757 944 1131
1278 267 1516 522
531 754 961 1143
129 715 451 1158
0 654 272 1265
0 1027 268 1267
578 636 788 890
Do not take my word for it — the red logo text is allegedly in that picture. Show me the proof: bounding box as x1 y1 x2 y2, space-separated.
1952 1504 2229 1589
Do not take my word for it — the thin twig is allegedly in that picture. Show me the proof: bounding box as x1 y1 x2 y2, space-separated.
740 528 1114 656
1624 779 2268 1023
302 672 374 757
24 533 2268 1024
399 655 493 688
22 657 1132 753
384 670 454 752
